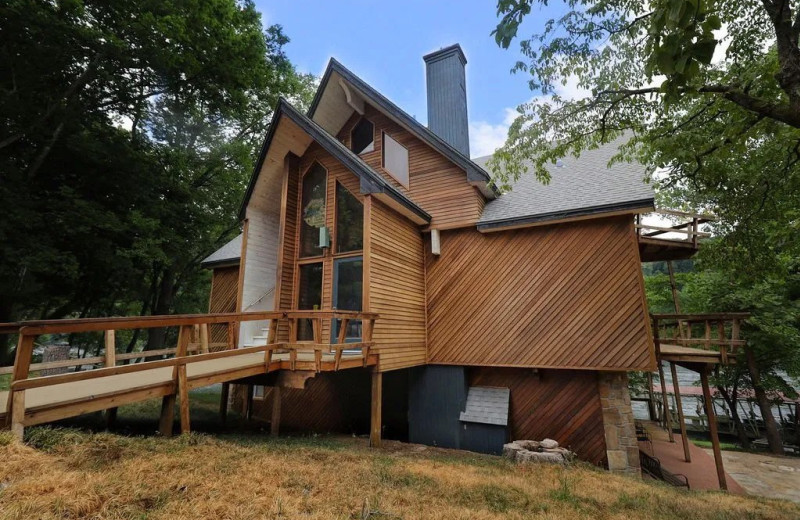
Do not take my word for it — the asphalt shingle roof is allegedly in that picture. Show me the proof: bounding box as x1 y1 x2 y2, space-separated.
200 234 242 268
475 139 654 230
459 386 510 426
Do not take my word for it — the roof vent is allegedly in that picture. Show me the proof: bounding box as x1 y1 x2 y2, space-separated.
423 44 470 157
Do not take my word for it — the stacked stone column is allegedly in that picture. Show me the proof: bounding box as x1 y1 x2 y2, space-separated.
598 372 640 475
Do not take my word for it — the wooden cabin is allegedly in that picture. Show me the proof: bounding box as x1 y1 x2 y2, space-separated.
197 44 680 474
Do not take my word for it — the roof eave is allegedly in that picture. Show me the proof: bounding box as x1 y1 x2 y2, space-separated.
240 98 431 226
476 198 655 232
200 258 241 270
310 59 498 199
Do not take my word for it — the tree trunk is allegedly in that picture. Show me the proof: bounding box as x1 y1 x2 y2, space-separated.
717 383 751 449
0 299 15 365
745 346 783 454
145 268 176 352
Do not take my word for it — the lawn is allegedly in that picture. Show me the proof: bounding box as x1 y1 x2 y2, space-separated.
0 392 798 520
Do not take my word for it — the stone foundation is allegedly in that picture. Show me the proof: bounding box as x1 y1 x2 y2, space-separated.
598 372 640 475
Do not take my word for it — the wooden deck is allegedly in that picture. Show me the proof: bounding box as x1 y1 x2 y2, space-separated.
637 209 713 262
1 311 382 442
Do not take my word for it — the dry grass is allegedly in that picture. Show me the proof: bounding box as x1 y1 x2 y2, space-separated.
0 428 798 520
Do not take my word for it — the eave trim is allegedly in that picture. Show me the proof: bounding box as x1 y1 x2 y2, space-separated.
476 198 655 232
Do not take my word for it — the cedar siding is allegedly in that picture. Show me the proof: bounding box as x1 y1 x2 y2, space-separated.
368 198 428 371
338 106 485 230
426 216 654 371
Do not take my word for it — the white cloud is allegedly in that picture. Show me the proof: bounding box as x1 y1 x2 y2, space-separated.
469 76 589 159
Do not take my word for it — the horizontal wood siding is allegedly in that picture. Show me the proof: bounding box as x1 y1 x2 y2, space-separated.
427 216 653 370
276 159 299 341
469 367 607 466
369 199 427 371
338 106 485 229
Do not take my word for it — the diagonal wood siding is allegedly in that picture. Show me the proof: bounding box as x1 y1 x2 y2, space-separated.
427 216 654 370
208 266 239 345
368 198 428 371
469 367 607 466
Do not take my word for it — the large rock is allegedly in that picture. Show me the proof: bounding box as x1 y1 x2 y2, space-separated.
540 438 559 450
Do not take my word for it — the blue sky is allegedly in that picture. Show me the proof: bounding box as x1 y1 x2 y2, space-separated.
254 1 569 158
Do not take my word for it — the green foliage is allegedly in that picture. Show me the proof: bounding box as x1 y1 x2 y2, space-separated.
0 1 314 361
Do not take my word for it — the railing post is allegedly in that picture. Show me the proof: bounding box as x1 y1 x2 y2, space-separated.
227 321 236 350
104 329 118 428
718 321 728 365
5 333 35 429
692 217 699 248
199 323 209 354
652 316 675 442
11 390 25 442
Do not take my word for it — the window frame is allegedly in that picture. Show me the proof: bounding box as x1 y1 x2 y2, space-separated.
333 180 364 255
381 130 410 188
350 117 375 155
297 161 329 260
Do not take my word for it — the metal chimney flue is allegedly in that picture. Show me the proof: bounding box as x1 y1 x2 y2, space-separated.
423 44 469 158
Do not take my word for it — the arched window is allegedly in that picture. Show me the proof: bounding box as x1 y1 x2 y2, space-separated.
299 162 327 258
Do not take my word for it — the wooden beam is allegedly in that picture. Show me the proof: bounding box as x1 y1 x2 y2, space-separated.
646 372 657 420
370 369 382 448
5 334 35 427
177 364 190 434
158 394 175 437
199 323 209 354
700 367 727 490
245 384 254 421
657 360 675 442
670 362 691 462
219 382 230 426
271 386 281 436
11 390 25 442
104 330 118 428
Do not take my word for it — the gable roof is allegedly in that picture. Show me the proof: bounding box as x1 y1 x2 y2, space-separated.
239 98 431 225
474 140 655 231
201 234 242 269
308 58 497 199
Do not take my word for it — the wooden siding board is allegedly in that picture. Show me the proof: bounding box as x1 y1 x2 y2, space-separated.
427 217 652 370
337 106 484 229
208 266 239 345
469 367 607 466
369 199 427 372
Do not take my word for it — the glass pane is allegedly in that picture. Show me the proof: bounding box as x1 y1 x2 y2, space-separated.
297 262 323 341
335 183 363 253
299 163 327 257
351 118 374 154
334 258 362 342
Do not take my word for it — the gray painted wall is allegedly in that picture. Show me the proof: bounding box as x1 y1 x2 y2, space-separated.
408 365 468 449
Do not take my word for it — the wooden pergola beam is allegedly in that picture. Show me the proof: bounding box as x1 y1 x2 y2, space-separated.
370 369 382 448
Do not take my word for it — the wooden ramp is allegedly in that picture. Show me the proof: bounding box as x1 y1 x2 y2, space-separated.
1 311 380 441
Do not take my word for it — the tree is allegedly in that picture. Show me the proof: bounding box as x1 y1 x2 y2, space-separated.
491 0 800 453
0 1 314 361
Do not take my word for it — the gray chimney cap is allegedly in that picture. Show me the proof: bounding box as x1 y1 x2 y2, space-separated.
423 43 467 66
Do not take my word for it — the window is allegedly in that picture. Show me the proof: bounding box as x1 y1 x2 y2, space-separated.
299 163 327 257
335 183 363 253
350 118 374 154
252 385 265 400
382 132 409 187
332 257 363 343
297 262 323 340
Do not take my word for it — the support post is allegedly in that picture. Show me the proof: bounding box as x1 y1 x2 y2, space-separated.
219 382 230 426
700 366 727 490
657 360 675 442
245 383 254 421
5 334 35 427
199 323 209 354
159 395 175 437
271 386 281 436
11 390 25 442
104 330 118 428
370 369 382 448
177 364 190 434
646 372 657 421
670 362 691 462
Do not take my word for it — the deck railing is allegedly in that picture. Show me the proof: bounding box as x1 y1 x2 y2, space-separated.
635 209 714 248
651 313 749 364
1 310 377 437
